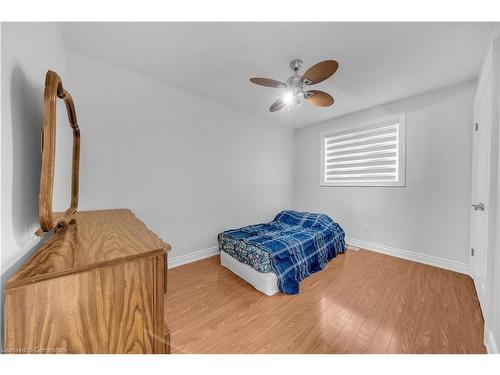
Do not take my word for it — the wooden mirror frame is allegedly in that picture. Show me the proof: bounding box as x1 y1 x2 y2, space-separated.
36 70 80 235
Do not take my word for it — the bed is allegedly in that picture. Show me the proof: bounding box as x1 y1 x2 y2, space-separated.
218 210 345 295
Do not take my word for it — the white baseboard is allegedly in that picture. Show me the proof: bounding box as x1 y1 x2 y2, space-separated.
168 246 219 269
346 237 471 276
346 244 361 251
168 240 471 275
485 329 498 354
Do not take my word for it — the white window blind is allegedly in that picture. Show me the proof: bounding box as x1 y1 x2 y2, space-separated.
321 115 406 187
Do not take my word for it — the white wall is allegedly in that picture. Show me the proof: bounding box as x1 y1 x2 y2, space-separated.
293 81 476 268
65 51 294 262
1 22 70 347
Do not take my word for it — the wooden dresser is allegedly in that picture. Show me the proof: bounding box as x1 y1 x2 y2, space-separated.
4 209 171 354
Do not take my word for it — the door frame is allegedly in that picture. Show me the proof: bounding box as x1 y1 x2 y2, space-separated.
471 46 493 307
470 37 500 354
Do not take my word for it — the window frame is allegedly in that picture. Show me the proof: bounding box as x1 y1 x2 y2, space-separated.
320 113 406 187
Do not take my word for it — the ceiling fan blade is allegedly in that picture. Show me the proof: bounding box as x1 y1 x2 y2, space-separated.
303 60 339 85
270 98 287 112
250 77 287 88
306 90 334 107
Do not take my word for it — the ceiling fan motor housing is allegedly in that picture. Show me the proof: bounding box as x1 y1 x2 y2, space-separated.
288 59 312 87
285 59 312 106
286 75 304 88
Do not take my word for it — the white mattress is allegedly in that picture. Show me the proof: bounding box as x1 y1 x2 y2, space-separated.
220 251 279 296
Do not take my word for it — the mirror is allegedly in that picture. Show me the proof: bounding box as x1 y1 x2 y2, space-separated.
53 94 74 214
36 70 80 235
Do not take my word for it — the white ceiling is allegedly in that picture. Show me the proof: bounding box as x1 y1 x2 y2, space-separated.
59 22 493 128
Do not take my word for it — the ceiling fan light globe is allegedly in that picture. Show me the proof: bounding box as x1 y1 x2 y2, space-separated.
282 91 295 104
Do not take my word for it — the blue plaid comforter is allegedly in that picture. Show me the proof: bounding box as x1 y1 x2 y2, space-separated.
218 210 345 294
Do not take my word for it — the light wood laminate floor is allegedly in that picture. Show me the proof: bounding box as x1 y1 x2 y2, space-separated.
166 249 485 353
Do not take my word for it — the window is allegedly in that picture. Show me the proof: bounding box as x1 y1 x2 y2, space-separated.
320 114 406 187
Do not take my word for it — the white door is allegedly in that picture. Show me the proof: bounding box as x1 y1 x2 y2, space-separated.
470 65 493 310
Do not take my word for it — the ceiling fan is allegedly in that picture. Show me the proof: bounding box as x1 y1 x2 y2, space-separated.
250 59 339 112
